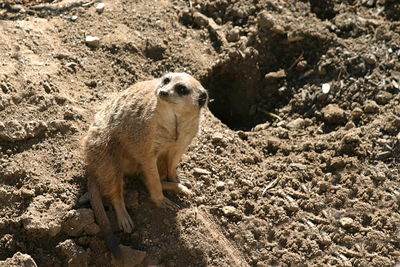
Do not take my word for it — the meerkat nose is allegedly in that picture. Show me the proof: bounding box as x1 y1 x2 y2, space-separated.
159 90 169 97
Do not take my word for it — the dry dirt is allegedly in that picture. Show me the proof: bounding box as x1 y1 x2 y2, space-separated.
0 0 399 266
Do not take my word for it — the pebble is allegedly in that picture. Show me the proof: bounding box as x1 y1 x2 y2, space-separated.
63 209 95 237
257 11 275 29
95 2 105 13
375 91 392 105
321 104 347 124
85 36 100 47
71 15 78 21
222 206 237 216
226 28 240 42
340 217 354 228
363 100 380 113
344 121 355 130
322 83 331 94
216 181 225 190
56 239 88 267
0 252 38 267
193 168 211 176
286 118 305 129
193 12 209 28
362 53 377 65
351 107 363 121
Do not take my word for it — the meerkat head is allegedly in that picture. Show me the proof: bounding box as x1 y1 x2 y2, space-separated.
156 73 208 111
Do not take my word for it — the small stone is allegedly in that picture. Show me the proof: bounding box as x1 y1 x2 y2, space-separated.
0 252 37 267
85 36 100 48
363 100 379 113
222 206 237 216
351 107 363 121
193 12 209 28
216 181 225 190
211 132 224 144
321 104 347 124
111 245 146 267
257 11 274 29
286 118 305 129
264 69 286 80
362 53 377 65
322 83 331 94
95 2 105 13
71 15 78 21
375 91 392 105
193 168 211 176
63 209 95 237
344 121 355 130
340 217 354 228
56 239 88 267
226 28 240 42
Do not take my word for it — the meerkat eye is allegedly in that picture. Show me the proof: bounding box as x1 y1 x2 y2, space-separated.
175 84 190 96
163 77 170 85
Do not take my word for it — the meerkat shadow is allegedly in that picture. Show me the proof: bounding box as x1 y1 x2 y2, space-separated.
118 176 207 266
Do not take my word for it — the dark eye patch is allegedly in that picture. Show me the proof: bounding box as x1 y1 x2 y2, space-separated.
174 84 190 96
163 77 170 85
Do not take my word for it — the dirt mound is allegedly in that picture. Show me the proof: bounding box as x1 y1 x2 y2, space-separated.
0 0 399 266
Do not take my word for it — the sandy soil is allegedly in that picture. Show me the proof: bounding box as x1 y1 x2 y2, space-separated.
0 0 399 266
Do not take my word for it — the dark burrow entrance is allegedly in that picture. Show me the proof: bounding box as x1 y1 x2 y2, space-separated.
201 56 291 131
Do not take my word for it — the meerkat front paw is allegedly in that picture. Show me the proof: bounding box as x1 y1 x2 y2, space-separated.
152 195 180 210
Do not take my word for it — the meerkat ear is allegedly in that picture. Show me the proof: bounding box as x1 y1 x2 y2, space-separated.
198 91 208 107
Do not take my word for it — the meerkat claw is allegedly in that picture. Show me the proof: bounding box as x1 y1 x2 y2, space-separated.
118 214 134 233
159 197 180 210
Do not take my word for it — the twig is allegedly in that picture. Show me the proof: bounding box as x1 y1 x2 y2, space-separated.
262 176 280 196
260 109 282 121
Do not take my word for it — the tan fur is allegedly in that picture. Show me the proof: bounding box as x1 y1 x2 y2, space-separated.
82 73 207 259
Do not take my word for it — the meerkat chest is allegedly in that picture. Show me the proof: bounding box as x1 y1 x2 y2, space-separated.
154 111 198 149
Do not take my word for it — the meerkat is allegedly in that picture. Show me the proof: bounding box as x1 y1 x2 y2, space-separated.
82 72 208 260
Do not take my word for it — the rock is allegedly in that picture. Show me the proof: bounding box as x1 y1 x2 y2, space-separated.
22 196 67 237
85 36 100 48
340 217 354 227
344 121 355 130
63 209 95 237
111 245 146 267
375 91 392 105
0 252 37 267
286 118 305 129
362 53 377 65
322 83 331 94
216 181 225 190
222 206 238 217
193 168 211 176
363 100 379 113
71 15 78 21
257 11 275 29
211 132 225 145
321 104 347 124
56 239 88 267
193 12 209 28
95 3 105 13
264 69 286 80
351 107 363 121
24 121 47 139
226 28 240 42
0 120 25 142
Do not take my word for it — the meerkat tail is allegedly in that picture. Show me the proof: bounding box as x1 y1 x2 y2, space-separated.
88 175 122 259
